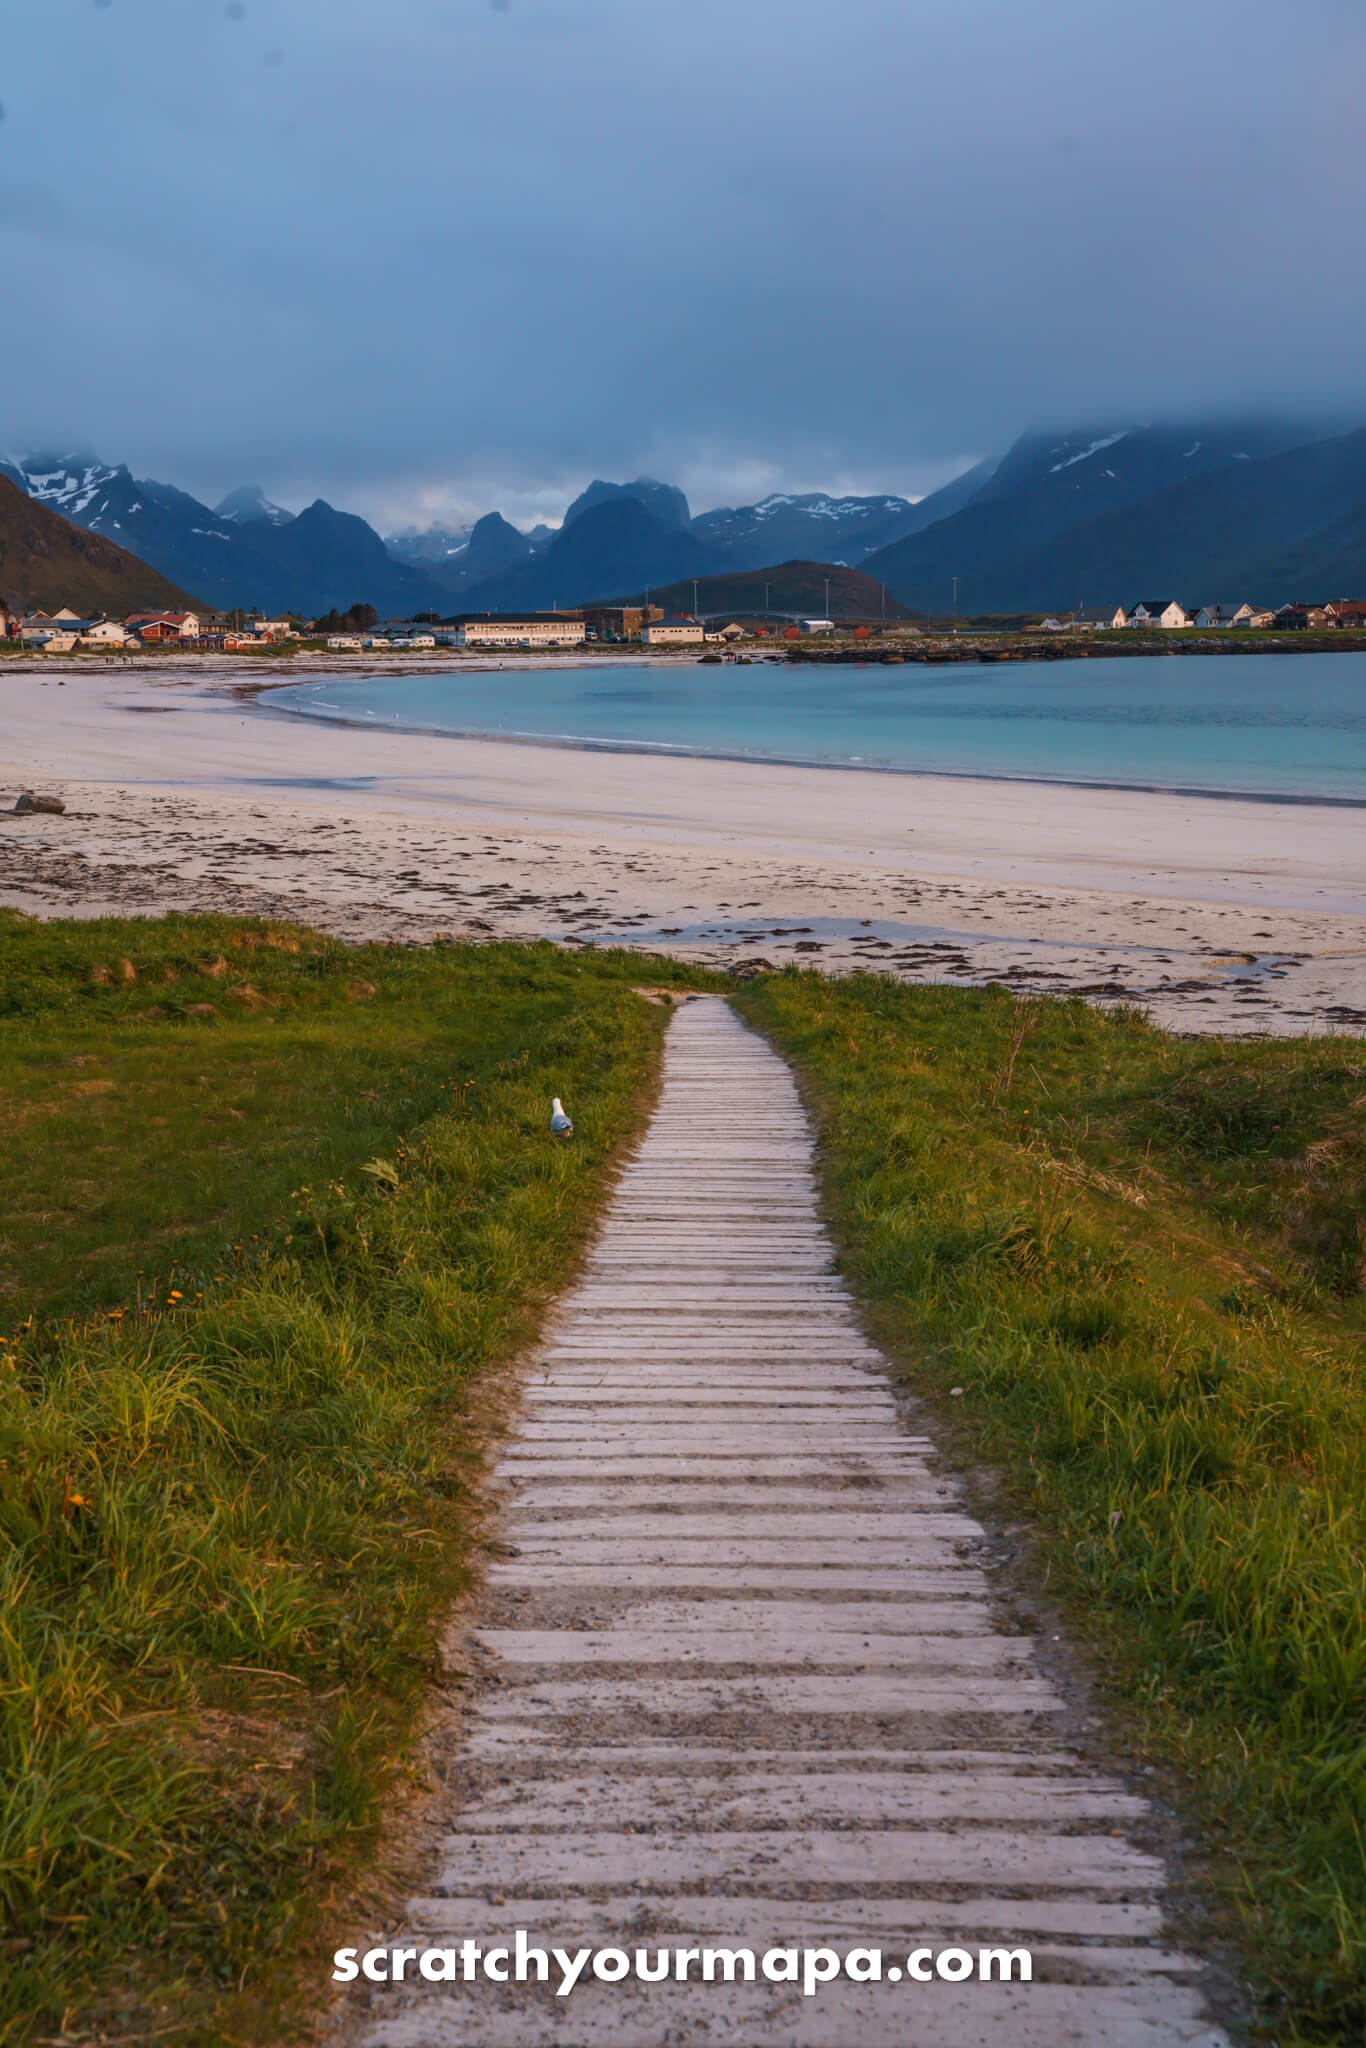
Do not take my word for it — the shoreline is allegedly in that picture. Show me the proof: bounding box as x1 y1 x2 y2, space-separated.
7 620 1366 683
260 683 1366 811
2 664 1364 1037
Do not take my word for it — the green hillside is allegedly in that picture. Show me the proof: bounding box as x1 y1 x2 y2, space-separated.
616 558 915 619
0 475 197 615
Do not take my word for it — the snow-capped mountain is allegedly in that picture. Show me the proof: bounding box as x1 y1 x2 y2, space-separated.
216 485 294 528
4 453 249 586
385 517 561 568
385 520 476 565
692 491 923 570
863 419 1346 613
0 468 197 614
5 451 214 547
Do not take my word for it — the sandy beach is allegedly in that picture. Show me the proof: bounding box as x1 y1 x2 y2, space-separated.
2 657 1364 1035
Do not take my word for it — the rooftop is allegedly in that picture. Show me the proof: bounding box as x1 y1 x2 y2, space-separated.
442 611 587 626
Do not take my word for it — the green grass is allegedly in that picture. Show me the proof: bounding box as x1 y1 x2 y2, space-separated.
7 922 1363 2041
0 913 712 2044
737 973 1365 2043
0 911 590 1330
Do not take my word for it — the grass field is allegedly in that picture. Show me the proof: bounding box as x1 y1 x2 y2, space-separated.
5 921 1363 2044
738 973 1365 2045
0 912 709 2045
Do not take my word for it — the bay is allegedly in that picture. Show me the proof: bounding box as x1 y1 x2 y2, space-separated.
271 654 1366 804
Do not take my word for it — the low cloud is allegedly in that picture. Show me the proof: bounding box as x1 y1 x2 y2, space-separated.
3 0 1363 525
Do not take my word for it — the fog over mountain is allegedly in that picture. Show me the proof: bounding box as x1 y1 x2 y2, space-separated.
3 2 1365 529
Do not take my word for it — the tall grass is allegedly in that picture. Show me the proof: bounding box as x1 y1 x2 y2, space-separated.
739 972 1365 2045
0 918 706 2043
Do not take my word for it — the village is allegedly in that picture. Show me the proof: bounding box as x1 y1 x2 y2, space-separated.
4 594 1366 655
0 602 759 654
1033 597 1366 631
0 605 298 655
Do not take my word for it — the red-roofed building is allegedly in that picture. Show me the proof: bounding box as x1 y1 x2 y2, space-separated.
127 610 203 643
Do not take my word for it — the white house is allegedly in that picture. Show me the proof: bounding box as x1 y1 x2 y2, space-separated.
799 617 836 635
641 615 704 646
456 616 587 649
1128 600 1190 629
1050 608 1125 632
79 618 131 647
1071 606 1126 630
1191 603 1257 628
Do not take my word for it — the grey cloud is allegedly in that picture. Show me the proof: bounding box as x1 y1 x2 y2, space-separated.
1 0 1363 525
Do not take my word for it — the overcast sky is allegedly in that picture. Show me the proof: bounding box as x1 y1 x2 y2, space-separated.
3 0 1364 531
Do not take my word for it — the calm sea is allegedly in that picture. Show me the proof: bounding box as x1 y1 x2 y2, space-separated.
270 653 1366 804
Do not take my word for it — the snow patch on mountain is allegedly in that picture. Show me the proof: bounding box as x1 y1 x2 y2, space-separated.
1048 432 1129 474
23 460 125 518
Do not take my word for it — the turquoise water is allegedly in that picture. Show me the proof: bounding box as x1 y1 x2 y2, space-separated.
269 655 1366 803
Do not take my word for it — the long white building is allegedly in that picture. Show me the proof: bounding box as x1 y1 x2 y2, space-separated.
451 615 586 649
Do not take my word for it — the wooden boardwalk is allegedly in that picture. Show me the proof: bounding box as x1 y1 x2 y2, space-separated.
357 996 1228 2046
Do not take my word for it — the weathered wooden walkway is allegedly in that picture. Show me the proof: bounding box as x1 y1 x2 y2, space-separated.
358 995 1227 2045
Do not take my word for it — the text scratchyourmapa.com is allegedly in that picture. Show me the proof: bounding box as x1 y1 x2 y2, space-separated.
333 1934 1033 1999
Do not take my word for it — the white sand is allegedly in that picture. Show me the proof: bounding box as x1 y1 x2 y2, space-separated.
2 661 1363 1034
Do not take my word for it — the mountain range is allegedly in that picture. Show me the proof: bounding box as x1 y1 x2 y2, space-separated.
0 454 448 618
0 452 934 616
10 419 1366 620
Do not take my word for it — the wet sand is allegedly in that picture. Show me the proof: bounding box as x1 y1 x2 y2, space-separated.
1 662 1363 1035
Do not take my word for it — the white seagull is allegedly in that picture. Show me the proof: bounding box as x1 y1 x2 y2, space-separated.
550 1097 574 1138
